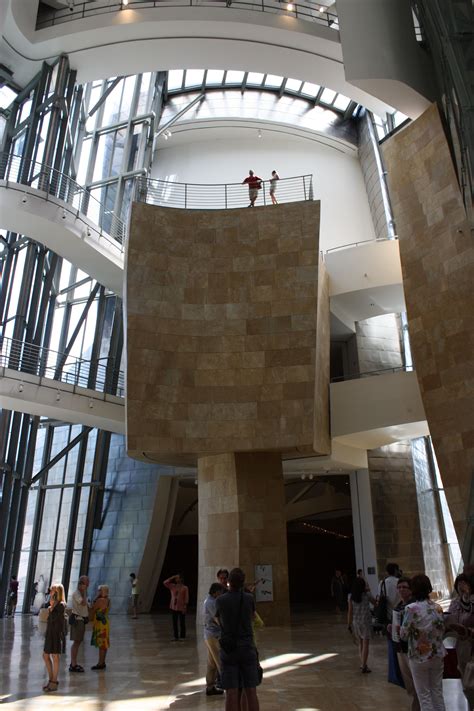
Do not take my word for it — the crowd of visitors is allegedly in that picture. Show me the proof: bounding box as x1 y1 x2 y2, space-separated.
4 558 472 706
343 561 474 711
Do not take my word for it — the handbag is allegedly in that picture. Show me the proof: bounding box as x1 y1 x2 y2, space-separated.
463 659 474 691
38 607 50 622
374 581 389 625
256 649 263 685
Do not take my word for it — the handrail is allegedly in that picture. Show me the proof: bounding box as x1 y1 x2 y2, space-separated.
0 153 125 248
136 174 314 209
0 335 125 397
324 236 395 255
36 0 340 31
330 364 414 383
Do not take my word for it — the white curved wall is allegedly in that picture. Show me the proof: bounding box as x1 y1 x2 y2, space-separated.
150 130 376 251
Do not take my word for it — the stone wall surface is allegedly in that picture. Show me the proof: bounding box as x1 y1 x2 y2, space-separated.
368 442 425 578
127 201 329 464
356 313 403 373
382 103 474 541
197 451 290 626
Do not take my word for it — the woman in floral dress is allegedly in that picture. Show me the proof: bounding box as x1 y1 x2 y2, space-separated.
347 577 376 673
400 574 446 711
90 584 110 670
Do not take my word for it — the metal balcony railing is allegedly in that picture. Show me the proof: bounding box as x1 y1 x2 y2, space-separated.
0 153 126 248
0 336 125 398
330 364 415 383
36 0 339 31
136 174 314 209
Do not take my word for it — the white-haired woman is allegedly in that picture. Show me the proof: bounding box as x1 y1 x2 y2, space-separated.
42 583 66 692
90 584 110 670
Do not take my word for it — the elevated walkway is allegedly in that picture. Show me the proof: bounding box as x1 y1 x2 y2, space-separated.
4 0 431 117
0 154 124 295
330 368 429 450
324 238 405 328
0 337 125 434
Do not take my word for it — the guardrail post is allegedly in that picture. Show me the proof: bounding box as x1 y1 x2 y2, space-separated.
184 183 187 209
225 184 228 209
303 176 307 201
263 182 266 206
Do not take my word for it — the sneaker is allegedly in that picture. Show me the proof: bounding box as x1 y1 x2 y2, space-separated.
206 687 224 696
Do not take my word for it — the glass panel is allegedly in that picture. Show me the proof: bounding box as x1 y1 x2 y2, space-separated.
19 95 33 124
76 138 92 186
167 70 184 91
102 78 124 125
206 69 224 84
264 74 284 88
247 72 264 86
119 75 137 122
110 127 127 177
393 110 408 127
93 132 115 181
301 82 320 96
185 69 205 87
0 85 18 109
320 88 337 104
332 94 351 111
285 78 303 92
137 72 152 114
225 70 245 84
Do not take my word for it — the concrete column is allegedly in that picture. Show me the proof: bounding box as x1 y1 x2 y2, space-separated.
197 452 290 626
350 469 378 595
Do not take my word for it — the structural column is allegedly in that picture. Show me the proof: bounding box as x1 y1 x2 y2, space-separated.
198 452 290 626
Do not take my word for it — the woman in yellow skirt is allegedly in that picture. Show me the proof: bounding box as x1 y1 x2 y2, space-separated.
90 584 110 670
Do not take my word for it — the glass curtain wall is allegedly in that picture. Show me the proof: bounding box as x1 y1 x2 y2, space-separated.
0 61 165 615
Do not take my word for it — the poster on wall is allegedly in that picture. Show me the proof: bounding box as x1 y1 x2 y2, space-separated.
254 565 273 602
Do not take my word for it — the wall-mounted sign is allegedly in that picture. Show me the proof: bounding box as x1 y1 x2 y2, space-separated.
254 565 273 602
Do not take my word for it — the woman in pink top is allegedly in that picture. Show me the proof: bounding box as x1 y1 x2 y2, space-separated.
164 574 189 640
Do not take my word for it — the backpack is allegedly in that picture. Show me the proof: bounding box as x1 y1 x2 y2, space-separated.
374 580 389 625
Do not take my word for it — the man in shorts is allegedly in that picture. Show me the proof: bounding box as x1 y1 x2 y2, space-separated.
216 567 260 711
242 170 262 208
69 575 89 672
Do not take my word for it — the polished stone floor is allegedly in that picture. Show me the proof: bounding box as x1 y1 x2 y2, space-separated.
0 609 469 710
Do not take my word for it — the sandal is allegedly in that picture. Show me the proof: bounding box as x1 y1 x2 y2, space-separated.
91 663 106 670
44 681 59 692
69 664 85 672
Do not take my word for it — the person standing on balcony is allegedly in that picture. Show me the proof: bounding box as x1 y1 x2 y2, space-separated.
269 170 279 204
242 170 262 208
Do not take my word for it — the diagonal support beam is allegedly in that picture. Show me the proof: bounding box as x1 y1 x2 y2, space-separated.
28 426 93 488
88 77 124 117
54 282 100 379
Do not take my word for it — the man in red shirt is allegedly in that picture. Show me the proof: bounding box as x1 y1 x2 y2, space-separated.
242 170 262 208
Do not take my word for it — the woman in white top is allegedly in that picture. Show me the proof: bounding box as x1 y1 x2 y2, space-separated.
400 574 446 711
269 171 279 205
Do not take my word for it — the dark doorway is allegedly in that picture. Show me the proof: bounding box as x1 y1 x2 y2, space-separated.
151 534 198 612
287 517 355 605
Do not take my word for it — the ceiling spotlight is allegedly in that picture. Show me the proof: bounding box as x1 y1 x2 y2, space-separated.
122 0 129 6
309 474 314 480
18 382 24 393
194 479 198 485
21 193 28 204
319 5 325 10
257 129 262 139
301 474 306 480
56 390 61 401
61 209 67 220
287 2 294 10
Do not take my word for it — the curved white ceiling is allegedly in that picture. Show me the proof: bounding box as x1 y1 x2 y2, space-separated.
2 1 397 116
